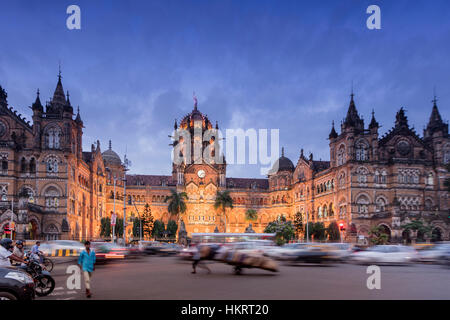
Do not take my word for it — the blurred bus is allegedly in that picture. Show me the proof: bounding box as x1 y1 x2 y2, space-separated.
191 233 276 244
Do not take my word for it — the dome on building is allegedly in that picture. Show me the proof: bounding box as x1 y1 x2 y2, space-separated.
269 147 294 174
102 140 122 166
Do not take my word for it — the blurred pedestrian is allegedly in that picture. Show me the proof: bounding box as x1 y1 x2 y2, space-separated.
78 240 96 298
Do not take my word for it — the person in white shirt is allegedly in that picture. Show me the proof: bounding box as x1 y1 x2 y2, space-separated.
0 238 27 267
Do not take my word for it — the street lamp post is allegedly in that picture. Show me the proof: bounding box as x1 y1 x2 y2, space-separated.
122 155 131 245
112 176 116 244
132 201 142 242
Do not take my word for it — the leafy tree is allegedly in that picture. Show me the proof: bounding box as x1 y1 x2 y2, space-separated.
293 211 303 239
245 209 258 222
326 222 341 241
304 222 326 241
100 217 111 238
264 215 295 246
132 217 141 239
403 220 432 241
368 225 389 245
152 220 165 239
141 203 154 239
165 189 188 234
214 190 234 232
101 217 124 238
166 220 178 238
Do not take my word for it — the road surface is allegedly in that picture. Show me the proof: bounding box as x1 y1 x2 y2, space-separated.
39 256 450 300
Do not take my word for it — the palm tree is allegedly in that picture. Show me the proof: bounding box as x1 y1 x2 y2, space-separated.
165 189 188 237
245 209 258 222
214 190 233 232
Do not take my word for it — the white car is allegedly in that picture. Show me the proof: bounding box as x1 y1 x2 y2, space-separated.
417 243 450 263
263 243 311 260
350 245 418 265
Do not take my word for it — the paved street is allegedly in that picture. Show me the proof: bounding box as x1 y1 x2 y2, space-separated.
39 256 450 300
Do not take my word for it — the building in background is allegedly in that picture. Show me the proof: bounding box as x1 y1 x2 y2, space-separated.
0 75 449 242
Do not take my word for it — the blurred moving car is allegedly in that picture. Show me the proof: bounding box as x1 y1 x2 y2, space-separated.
417 243 450 263
263 243 310 260
350 245 418 265
158 243 183 255
283 244 335 264
139 241 163 255
321 243 353 262
91 242 130 262
0 267 35 300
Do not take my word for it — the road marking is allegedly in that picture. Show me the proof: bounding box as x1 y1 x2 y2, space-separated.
54 287 64 291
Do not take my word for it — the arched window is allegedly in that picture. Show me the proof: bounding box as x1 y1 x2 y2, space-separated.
339 172 346 188
337 145 346 166
356 195 370 214
45 186 60 209
374 170 380 184
426 173 434 186
45 126 62 149
357 167 369 183
329 203 334 217
375 197 387 212
46 157 59 174
29 158 36 174
355 140 369 161
424 199 433 210
381 170 387 184
20 157 27 172
318 206 323 218
323 205 328 217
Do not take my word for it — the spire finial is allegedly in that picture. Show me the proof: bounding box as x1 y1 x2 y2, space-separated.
58 61 62 80
432 86 438 106
350 81 354 101
281 147 285 157
109 140 112 150
193 91 198 110
37 88 40 97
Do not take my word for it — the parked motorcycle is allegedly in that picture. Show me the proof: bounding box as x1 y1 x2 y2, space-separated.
22 252 55 297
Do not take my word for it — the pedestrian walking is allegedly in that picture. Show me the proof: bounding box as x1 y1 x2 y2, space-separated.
78 240 96 298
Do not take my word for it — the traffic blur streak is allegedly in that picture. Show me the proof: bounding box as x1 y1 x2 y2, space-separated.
176 241 450 267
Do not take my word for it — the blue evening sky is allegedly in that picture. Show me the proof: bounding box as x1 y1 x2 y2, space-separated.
0 0 449 177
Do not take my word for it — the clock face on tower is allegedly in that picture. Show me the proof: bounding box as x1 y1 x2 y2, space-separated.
197 169 206 178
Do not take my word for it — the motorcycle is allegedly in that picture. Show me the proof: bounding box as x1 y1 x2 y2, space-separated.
22 252 55 297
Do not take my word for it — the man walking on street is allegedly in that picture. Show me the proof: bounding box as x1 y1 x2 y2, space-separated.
78 240 96 298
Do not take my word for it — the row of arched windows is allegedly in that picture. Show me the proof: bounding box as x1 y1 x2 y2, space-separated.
315 180 334 195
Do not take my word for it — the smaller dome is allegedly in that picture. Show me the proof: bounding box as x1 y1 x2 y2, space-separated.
269 148 294 174
102 140 122 166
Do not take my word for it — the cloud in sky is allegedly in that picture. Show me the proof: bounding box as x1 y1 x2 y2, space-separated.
0 0 449 177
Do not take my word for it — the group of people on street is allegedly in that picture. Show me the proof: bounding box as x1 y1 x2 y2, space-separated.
0 238 97 299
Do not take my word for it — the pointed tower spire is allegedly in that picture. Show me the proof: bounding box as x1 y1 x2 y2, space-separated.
75 106 83 125
52 68 66 105
369 109 379 130
174 119 178 130
343 89 364 131
424 91 448 138
329 120 338 139
281 147 285 157
109 140 112 150
215 121 219 130
32 88 43 112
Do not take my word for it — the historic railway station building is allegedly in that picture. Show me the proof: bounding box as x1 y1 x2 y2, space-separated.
0 75 449 242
